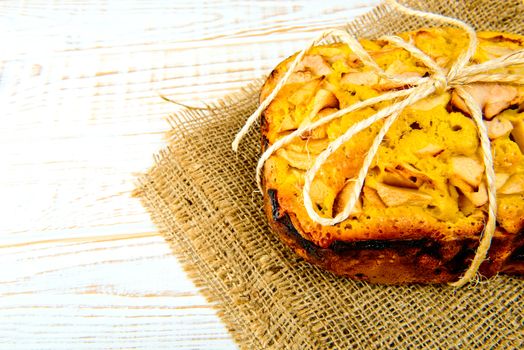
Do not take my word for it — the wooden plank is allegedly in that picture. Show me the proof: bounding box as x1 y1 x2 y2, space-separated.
0 235 235 349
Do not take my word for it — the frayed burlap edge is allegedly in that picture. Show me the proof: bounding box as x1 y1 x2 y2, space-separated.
134 81 268 348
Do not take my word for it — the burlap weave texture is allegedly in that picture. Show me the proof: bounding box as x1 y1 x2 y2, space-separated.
136 1 524 348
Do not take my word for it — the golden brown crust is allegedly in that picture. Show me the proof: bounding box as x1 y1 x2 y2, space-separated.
260 28 524 283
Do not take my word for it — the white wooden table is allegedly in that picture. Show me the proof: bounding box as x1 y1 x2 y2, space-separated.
0 1 377 348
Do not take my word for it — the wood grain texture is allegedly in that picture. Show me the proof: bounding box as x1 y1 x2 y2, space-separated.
0 1 377 348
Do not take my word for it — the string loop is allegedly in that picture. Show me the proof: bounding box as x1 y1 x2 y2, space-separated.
233 0 524 287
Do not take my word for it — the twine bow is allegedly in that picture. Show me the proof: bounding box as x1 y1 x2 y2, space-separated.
232 0 524 287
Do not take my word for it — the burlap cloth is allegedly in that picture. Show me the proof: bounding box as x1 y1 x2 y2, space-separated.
135 1 523 348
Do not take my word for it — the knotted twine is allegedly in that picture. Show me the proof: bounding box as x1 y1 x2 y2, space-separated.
232 0 524 287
